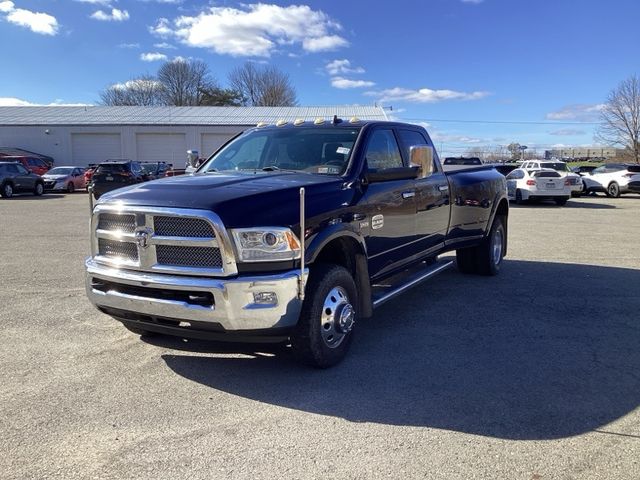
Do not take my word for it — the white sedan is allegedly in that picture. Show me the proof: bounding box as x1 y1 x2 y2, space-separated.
582 164 640 197
520 160 583 195
506 168 572 206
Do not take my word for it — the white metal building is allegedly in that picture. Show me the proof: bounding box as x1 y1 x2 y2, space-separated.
0 106 387 167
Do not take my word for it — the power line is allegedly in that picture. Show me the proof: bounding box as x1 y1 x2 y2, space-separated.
395 117 602 126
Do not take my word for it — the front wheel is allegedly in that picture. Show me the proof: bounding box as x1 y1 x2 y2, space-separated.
290 264 357 368
34 182 44 196
67 182 75 193
606 182 620 198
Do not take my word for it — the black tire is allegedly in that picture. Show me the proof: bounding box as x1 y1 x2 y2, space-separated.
606 182 620 198
34 182 44 196
122 323 157 337
1 182 14 198
555 197 568 206
67 182 75 193
456 215 506 276
515 189 524 205
290 264 357 368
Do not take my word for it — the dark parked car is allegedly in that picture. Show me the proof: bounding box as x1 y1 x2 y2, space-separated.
90 160 145 199
0 161 45 198
140 161 169 181
443 157 482 166
571 165 599 176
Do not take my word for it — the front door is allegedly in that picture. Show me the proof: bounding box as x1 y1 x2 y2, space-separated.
360 128 417 278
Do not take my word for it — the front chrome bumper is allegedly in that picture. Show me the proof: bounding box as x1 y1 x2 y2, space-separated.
85 258 307 332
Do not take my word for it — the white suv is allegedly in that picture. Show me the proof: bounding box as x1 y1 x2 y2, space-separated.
582 164 640 197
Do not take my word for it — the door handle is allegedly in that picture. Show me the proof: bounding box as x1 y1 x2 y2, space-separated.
438 185 449 192
402 191 416 199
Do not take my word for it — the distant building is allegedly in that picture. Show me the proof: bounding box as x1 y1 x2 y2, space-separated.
544 146 622 161
0 105 386 167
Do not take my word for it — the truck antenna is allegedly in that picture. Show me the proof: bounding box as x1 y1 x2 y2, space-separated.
299 187 306 300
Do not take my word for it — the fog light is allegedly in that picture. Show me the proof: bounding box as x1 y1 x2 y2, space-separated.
253 292 278 305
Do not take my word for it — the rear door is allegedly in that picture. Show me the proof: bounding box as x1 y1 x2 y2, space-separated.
397 128 449 252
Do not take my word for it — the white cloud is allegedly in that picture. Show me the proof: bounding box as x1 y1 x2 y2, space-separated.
90 8 129 21
118 42 140 48
546 104 605 121
74 0 113 5
0 97 90 106
150 4 348 57
365 86 490 103
331 77 375 89
0 1 14 13
153 42 176 49
112 79 162 90
140 52 167 62
0 2 59 35
549 128 587 136
325 59 365 75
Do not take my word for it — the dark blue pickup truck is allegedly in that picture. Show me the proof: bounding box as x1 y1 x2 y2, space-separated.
85 119 508 367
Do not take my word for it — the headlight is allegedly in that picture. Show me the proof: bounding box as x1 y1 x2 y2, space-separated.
231 227 301 262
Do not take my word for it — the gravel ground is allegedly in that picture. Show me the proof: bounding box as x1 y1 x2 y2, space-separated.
1 192 639 480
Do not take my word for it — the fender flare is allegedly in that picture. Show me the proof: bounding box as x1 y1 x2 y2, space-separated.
305 223 367 263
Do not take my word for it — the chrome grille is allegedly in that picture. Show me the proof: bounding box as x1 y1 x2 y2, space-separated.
156 245 222 268
98 239 138 261
98 213 136 233
92 206 237 277
153 216 214 238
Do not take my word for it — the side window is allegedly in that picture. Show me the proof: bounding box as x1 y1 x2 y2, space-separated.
16 164 29 175
365 129 404 171
506 170 523 180
592 166 606 174
397 129 427 161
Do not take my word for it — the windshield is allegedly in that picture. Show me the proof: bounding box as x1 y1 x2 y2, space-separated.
541 162 570 172
200 127 361 175
47 167 74 175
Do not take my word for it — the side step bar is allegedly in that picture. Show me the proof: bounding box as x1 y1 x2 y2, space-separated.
372 260 454 309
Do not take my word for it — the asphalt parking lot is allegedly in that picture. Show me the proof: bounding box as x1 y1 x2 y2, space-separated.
1 193 639 480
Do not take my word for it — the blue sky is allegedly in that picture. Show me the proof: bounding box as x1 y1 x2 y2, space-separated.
0 0 638 155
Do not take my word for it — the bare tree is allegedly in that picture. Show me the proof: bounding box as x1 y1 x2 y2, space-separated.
596 75 640 163
99 75 165 106
157 58 214 106
229 63 297 107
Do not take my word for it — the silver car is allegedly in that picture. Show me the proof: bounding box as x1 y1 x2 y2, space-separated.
42 166 86 193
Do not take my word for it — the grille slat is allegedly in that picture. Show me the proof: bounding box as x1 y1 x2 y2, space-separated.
98 213 136 233
153 216 215 238
156 245 222 268
98 239 138 261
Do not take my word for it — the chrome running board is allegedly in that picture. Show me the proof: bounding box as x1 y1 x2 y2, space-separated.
372 260 454 309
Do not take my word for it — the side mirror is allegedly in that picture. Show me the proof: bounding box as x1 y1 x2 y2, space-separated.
410 145 435 178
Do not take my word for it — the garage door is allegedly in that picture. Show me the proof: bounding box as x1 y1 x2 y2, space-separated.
136 133 187 164
201 133 232 157
71 133 122 166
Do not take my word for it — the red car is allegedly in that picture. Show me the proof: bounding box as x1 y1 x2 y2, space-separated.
1 156 50 176
84 165 96 188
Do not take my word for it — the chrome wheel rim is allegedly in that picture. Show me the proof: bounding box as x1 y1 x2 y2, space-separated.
492 227 503 266
320 286 354 349
5 185 13 196
609 184 617 196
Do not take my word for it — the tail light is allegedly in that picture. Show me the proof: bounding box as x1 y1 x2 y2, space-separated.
526 179 536 186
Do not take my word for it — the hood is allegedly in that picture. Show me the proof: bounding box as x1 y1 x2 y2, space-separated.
98 171 355 228
43 174 69 180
